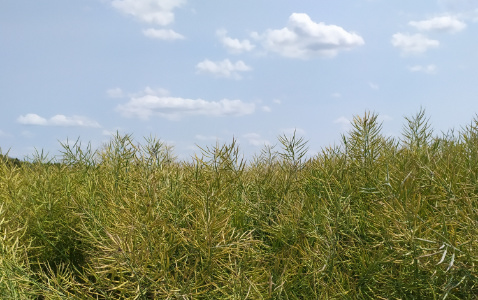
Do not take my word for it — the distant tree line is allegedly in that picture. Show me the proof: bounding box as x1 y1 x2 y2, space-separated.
0 153 23 167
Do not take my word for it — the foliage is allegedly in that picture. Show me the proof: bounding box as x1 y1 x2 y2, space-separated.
0 111 477 299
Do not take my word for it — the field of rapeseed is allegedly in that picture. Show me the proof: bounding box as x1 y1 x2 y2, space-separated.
1 110 477 299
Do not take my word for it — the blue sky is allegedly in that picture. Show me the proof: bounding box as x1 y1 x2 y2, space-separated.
2 0 478 160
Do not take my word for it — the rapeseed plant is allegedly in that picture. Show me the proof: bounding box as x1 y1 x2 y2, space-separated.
0 110 477 299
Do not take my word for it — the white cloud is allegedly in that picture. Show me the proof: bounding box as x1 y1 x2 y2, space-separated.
111 0 185 26
17 114 47 126
434 1 478 22
196 59 252 79
262 106 271 112
17 114 101 127
334 116 351 131
242 133 271 147
107 87 125 98
252 13 364 59
408 64 437 74
143 28 185 40
391 33 439 55
409 16 466 33
49 115 99 127
116 95 256 120
216 29 255 54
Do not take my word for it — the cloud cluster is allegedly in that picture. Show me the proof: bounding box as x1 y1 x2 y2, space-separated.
196 59 252 79
252 13 365 59
116 95 255 120
17 114 101 128
111 0 185 40
199 13 364 81
392 15 466 55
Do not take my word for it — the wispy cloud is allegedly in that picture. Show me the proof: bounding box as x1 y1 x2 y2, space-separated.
437 0 478 16
216 29 255 54
408 64 437 74
143 28 185 40
409 16 466 33
102 129 119 136
107 86 169 99
252 13 364 59
369 82 379 90
17 114 101 128
138 86 170 97
116 95 256 120
391 33 439 55
378 114 393 123
111 0 185 40
196 59 252 79
334 116 351 131
195 134 220 141
111 0 185 26
242 133 271 147
106 87 125 98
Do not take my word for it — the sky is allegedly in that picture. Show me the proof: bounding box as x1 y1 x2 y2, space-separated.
1 0 478 161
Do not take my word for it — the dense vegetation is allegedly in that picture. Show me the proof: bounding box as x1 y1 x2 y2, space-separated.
1 110 477 299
